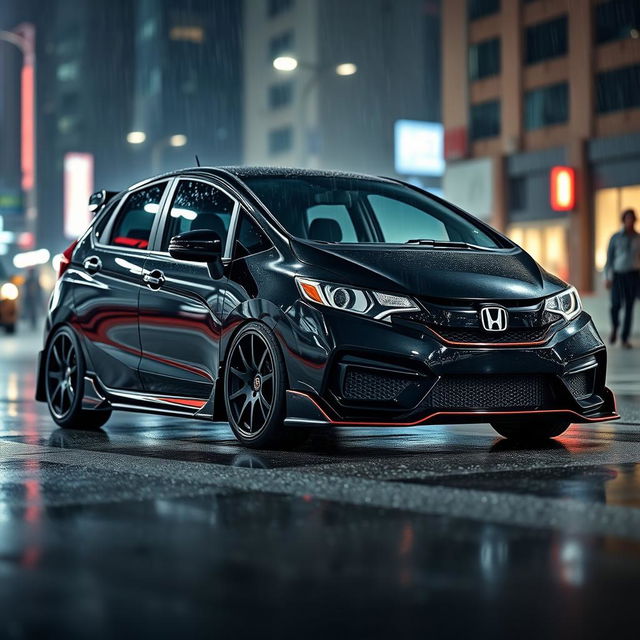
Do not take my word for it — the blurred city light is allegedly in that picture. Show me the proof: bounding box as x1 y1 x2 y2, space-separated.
335 62 357 76
169 134 188 147
273 55 298 71
13 247 50 269
64 152 94 238
0 282 19 300
550 166 576 211
51 253 64 274
126 131 147 144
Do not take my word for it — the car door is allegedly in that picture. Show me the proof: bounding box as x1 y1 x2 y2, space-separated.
72 180 169 391
137 178 238 406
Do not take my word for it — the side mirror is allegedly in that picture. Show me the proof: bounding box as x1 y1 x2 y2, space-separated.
89 190 118 213
169 229 223 263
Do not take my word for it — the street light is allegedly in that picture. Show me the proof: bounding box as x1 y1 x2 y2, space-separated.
126 131 147 144
271 56 358 166
1 24 37 247
169 134 188 148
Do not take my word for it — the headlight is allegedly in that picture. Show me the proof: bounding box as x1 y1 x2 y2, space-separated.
296 277 418 321
0 282 19 301
545 286 582 321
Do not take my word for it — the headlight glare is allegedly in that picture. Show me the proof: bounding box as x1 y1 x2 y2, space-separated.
0 282 19 301
545 286 582 320
296 277 417 321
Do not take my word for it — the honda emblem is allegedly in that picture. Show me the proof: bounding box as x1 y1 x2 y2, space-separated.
480 306 508 332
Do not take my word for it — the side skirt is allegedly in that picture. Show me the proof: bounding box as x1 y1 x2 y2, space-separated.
81 375 213 420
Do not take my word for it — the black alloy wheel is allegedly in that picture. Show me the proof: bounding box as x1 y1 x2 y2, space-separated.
224 322 293 448
45 326 111 430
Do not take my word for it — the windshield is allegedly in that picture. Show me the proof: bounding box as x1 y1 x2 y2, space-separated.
244 176 505 248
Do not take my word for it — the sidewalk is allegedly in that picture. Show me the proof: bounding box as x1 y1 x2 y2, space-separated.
582 291 640 341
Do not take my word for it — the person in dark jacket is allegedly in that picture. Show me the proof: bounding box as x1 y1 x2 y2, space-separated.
21 267 44 330
605 209 640 348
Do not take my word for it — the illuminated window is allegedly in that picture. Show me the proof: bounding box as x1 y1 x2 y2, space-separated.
507 222 569 280
169 25 205 43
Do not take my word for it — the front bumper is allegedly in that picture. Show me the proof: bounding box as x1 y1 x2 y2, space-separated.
279 303 619 427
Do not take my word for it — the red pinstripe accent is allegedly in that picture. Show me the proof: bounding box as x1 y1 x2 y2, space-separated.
287 390 620 426
157 397 207 409
425 325 552 348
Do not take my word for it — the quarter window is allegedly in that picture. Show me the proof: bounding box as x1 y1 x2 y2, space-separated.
109 183 167 249
233 212 272 259
162 180 235 250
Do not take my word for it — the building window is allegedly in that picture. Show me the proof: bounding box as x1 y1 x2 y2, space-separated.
509 177 527 211
268 0 294 18
596 0 640 44
524 16 568 65
268 31 294 63
268 82 293 109
468 0 500 21
268 126 293 154
470 100 500 140
469 38 501 81
524 83 569 130
596 64 640 113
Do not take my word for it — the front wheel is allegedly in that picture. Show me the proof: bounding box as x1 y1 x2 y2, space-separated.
491 419 570 441
224 322 298 449
44 326 112 430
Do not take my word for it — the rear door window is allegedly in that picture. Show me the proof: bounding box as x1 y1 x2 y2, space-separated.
108 182 167 250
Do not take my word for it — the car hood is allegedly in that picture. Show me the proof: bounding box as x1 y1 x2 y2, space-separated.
291 240 567 301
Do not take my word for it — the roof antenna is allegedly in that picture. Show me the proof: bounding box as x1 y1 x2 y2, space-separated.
195 154 201 167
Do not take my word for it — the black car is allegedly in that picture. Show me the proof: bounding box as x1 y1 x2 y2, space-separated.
36 167 618 448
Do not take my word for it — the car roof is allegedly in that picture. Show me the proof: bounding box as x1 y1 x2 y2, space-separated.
127 166 391 192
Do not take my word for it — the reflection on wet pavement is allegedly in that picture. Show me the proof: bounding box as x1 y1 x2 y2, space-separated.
1 328 640 637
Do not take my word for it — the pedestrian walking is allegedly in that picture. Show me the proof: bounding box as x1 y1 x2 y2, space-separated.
21 267 44 330
605 208 640 348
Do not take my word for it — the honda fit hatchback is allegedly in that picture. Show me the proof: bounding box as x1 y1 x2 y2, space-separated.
36 167 618 448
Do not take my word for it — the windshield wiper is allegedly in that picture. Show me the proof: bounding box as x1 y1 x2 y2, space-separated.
404 239 495 251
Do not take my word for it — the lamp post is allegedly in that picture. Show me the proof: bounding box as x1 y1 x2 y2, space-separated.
272 56 357 167
0 24 37 247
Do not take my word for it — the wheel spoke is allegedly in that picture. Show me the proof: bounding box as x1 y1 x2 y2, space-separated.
229 386 249 401
52 344 62 367
258 392 270 414
249 398 257 430
256 349 268 374
237 344 251 372
261 372 273 384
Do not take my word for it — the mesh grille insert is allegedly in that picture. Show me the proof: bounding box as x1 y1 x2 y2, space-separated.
343 369 414 401
427 375 548 409
565 370 595 399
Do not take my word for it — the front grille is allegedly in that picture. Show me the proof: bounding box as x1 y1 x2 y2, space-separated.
565 370 595 399
343 369 414 401
397 310 559 345
427 374 547 409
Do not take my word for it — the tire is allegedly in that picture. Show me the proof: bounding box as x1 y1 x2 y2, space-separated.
224 322 297 449
44 326 112 430
491 419 570 441
5 324 15 335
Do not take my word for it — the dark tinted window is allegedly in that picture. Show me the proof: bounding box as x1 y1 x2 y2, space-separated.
244 176 503 248
268 0 293 18
109 183 166 249
233 212 272 259
268 31 293 62
524 82 569 130
162 180 235 250
596 64 640 113
268 126 293 154
94 197 121 242
268 82 293 109
470 100 500 140
469 38 501 80
468 0 500 21
525 16 568 65
596 0 640 44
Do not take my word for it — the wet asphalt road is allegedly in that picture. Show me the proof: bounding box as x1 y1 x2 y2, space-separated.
1 326 640 639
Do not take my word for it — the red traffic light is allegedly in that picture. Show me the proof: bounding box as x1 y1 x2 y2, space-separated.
550 166 575 211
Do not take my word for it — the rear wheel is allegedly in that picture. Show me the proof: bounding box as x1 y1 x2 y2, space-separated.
491 419 570 441
224 322 301 449
45 326 112 430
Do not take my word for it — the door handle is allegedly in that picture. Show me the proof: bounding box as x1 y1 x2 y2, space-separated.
83 256 102 274
143 269 165 289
